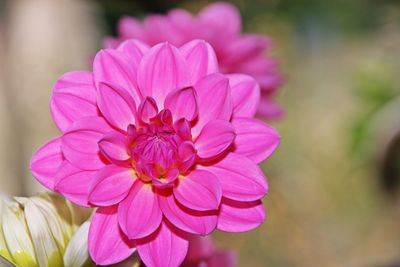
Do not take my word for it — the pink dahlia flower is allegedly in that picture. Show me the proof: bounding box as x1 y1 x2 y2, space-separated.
104 2 284 120
30 39 279 267
182 236 237 267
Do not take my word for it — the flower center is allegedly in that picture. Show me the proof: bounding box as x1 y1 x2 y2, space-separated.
128 109 196 188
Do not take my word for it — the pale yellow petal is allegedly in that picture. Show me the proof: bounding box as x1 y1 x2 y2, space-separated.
63 221 91 267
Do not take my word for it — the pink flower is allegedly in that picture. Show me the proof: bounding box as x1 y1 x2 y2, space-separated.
30 39 279 267
183 236 237 267
104 2 284 120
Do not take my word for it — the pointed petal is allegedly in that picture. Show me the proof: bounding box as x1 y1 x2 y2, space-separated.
117 39 149 67
97 82 137 131
192 74 232 137
198 2 241 36
138 97 158 123
93 49 142 104
200 153 268 201
174 170 221 211
232 118 280 163
118 181 162 239
137 222 188 267
217 198 265 232
164 87 198 121
195 120 235 159
227 74 260 118
180 40 218 83
159 192 217 235
137 43 190 108
88 206 135 265
55 161 96 207
63 221 91 267
61 117 112 170
89 165 136 206
30 138 63 190
98 131 130 164
50 71 98 132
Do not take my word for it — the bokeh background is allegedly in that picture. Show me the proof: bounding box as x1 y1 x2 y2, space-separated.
0 0 400 266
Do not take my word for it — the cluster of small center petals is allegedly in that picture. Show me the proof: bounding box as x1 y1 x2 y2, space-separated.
127 98 195 187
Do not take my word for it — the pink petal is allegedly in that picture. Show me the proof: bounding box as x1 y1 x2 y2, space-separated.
61 117 112 170
180 40 218 83
164 87 198 121
227 74 260 118
138 97 158 123
184 235 215 263
137 221 188 267
117 39 149 68
30 138 63 190
173 169 222 211
209 251 237 267
192 73 232 137
102 37 119 49
200 153 267 201
137 42 190 108
93 49 142 104
257 96 285 120
198 2 241 36
98 131 130 164
159 191 218 235
118 181 162 239
55 161 96 207
195 120 235 159
50 71 98 132
89 165 136 206
88 206 136 265
217 198 265 232
97 82 137 131
118 16 144 39
232 118 280 163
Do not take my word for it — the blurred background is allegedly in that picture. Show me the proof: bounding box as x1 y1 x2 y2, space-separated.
0 0 400 266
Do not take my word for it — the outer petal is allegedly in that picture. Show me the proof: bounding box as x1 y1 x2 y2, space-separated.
97 82 137 131
217 198 265 232
89 165 136 206
55 161 96 207
200 153 268 201
159 192 218 235
118 16 145 39
198 2 241 36
50 71 98 132
192 73 232 137
61 117 112 170
164 87 198 121
88 206 136 265
118 181 162 239
137 43 190 108
98 131 130 164
184 235 215 263
180 40 218 83
174 170 222 211
93 49 142 104
30 137 63 190
257 96 285 120
137 222 188 267
63 221 91 267
209 251 237 267
232 118 280 163
195 120 235 159
117 39 149 69
227 74 260 118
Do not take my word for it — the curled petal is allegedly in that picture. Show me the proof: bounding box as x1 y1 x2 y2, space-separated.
159 192 217 235
180 40 218 83
200 153 268 201
217 198 265 232
89 165 136 206
118 181 162 239
30 138 63 190
164 87 198 121
195 120 235 159
61 117 112 170
232 118 280 163
137 222 188 267
55 161 96 207
227 74 260 118
98 131 130 164
174 170 222 211
138 97 158 123
88 206 136 265
50 71 98 132
137 43 190 108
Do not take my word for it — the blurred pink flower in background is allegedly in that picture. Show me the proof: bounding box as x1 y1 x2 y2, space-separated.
104 2 284 120
30 39 279 266
182 236 237 267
